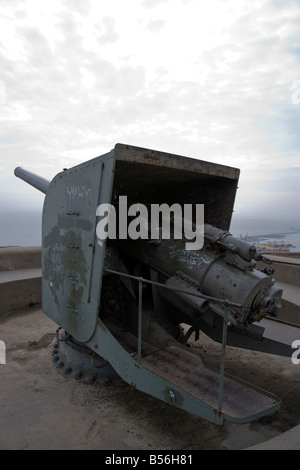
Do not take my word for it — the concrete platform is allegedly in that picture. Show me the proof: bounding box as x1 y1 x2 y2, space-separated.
1 307 300 450
0 247 300 450
247 424 300 450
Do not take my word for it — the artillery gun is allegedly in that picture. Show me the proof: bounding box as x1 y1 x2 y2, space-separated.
14 144 293 425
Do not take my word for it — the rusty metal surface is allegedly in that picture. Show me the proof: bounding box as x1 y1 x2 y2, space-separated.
114 143 240 179
113 144 239 230
142 345 280 421
42 151 115 342
103 318 159 357
103 317 280 422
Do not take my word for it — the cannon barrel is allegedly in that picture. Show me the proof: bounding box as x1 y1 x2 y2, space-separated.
14 166 50 194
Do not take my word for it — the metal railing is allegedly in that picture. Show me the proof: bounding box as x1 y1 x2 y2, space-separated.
104 268 237 413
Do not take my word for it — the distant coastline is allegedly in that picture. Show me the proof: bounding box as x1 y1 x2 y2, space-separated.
1 209 300 252
230 216 300 252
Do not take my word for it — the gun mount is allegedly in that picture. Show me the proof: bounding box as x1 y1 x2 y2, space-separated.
15 143 292 425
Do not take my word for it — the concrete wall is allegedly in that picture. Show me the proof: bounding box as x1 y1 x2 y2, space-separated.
0 275 42 314
0 246 41 271
0 247 42 315
259 258 300 287
271 263 300 287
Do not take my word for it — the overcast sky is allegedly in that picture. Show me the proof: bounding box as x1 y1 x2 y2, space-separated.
1 0 300 224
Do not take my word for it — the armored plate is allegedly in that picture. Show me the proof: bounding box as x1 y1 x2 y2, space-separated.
42 150 115 342
41 143 239 343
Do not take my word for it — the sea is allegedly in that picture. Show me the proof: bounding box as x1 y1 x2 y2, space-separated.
230 216 300 253
1 209 300 253
0 209 42 247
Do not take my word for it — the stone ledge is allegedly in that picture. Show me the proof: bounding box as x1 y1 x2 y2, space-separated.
0 268 42 315
0 246 41 271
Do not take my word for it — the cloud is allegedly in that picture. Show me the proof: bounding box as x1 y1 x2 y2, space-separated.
61 0 91 17
146 19 166 32
96 16 119 44
141 0 171 9
1 0 300 227
263 167 300 192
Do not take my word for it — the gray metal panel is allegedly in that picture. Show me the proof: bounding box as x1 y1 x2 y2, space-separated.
114 143 240 179
42 150 115 342
113 144 240 230
86 318 280 425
